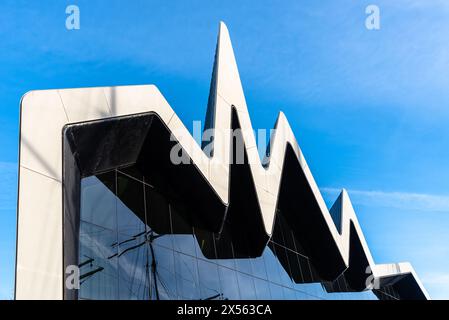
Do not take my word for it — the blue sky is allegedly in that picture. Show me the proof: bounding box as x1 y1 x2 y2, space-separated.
1 0 449 299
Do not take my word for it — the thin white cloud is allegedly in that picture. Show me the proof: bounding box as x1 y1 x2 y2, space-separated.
421 273 449 300
407 0 449 10
422 273 449 285
321 187 449 213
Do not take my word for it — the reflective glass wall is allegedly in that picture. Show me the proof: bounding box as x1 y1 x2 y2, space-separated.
77 167 390 300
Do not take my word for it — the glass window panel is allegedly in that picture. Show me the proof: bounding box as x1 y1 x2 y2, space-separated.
337 275 348 292
268 282 284 300
152 233 173 251
277 214 290 249
172 234 196 257
149 245 177 299
146 186 173 249
170 205 196 256
174 252 199 285
295 282 324 299
263 245 282 285
218 266 241 300
170 204 192 234
322 280 336 293
176 277 200 300
295 289 310 300
325 292 342 300
271 213 284 246
250 255 268 280
79 221 119 300
298 255 314 283
154 267 178 300
283 287 297 300
81 174 117 231
309 260 322 283
286 250 303 283
362 290 377 300
146 187 171 235
174 253 200 300
236 272 257 299
281 223 297 253
116 172 145 237
152 244 175 282
271 243 294 288
116 199 147 238
197 259 222 300
291 231 308 257
253 279 271 299
117 232 150 300
214 230 236 269
194 227 217 260
235 258 253 276
232 229 253 274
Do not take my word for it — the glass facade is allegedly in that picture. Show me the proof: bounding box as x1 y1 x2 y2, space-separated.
77 167 390 300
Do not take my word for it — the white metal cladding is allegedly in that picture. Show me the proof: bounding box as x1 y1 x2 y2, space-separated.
15 22 429 300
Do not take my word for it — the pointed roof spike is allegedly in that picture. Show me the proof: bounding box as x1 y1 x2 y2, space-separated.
203 20 248 137
214 21 248 112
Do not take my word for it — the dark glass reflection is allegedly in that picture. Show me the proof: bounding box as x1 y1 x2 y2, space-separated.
78 167 378 300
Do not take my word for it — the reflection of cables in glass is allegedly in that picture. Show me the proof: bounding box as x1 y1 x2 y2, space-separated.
78 256 94 268
106 228 169 300
176 252 222 299
80 267 104 285
79 253 136 296
202 293 224 300
155 271 173 299
79 255 104 285
107 228 228 300
107 230 161 259
110 230 147 248
148 230 164 300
